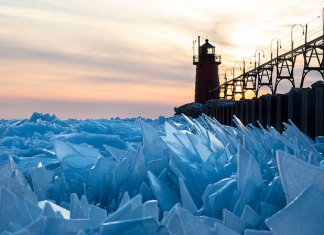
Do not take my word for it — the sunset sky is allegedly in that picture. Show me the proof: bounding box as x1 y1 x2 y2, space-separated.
0 0 323 119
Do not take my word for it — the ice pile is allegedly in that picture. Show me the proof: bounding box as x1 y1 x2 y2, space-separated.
0 112 323 235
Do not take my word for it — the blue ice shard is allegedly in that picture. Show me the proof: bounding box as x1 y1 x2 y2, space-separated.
0 186 32 232
237 145 263 193
55 141 101 169
118 192 131 207
88 156 117 205
186 133 213 163
77 230 86 235
259 202 278 218
106 194 142 222
141 200 159 222
173 132 202 162
42 217 62 235
162 204 238 235
223 209 251 233
130 200 159 223
101 217 166 235
2 112 324 233
162 132 195 163
283 120 317 154
41 201 58 218
276 150 324 203
0 157 36 202
89 204 107 222
70 193 83 219
105 145 128 162
65 219 98 234
314 137 324 154
179 178 198 214
240 205 263 227
164 120 181 144
80 195 90 218
38 200 70 219
148 157 169 176
25 216 46 235
114 158 129 192
24 199 42 221
266 185 324 235
244 229 273 235
139 120 167 158
70 194 94 219
31 165 54 200
139 181 152 202
201 178 236 218
169 154 208 205
203 115 237 155
54 132 126 153
123 146 147 195
263 177 285 209
147 171 180 211
234 145 264 215
44 218 95 235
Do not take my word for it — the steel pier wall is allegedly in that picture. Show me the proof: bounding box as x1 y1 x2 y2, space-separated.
187 84 324 139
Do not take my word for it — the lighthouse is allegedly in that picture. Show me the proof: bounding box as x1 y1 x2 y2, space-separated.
193 37 221 103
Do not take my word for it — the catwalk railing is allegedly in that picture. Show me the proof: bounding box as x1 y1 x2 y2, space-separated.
211 11 324 100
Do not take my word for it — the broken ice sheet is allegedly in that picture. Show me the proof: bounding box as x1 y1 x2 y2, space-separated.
147 171 180 212
0 113 323 234
223 209 252 233
70 193 107 222
54 140 101 169
106 194 143 222
179 178 198 214
101 217 167 235
122 146 147 195
162 204 239 235
234 145 264 215
0 186 34 232
240 205 263 227
31 165 54 201
201 178 237 218
54 133 126 153
0 156 35 201
266 185 324 235
139 119 167 158
87 156 117 205
276 150 324 203
38 200 70 219
244 230 273 235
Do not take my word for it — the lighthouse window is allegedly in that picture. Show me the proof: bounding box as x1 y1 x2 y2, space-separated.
207 48 214 54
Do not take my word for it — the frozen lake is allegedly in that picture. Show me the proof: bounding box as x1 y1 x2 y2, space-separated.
0 112 323 235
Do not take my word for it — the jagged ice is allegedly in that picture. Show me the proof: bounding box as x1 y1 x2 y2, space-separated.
0 112 323 234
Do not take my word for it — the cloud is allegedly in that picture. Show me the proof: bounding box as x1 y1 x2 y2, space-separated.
0 0 323 118
0 40 193 86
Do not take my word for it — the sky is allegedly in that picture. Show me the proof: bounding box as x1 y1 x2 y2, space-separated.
0 0 323 119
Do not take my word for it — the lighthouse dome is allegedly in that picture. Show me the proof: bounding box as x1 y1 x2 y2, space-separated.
199 39 215 56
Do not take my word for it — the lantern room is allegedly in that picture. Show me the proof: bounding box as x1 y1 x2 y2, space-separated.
193 37 221 103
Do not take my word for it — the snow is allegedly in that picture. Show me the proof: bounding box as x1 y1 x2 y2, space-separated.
0 112 323 234
38 200 70 219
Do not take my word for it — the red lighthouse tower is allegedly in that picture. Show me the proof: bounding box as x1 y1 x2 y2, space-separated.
193 37 221 103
